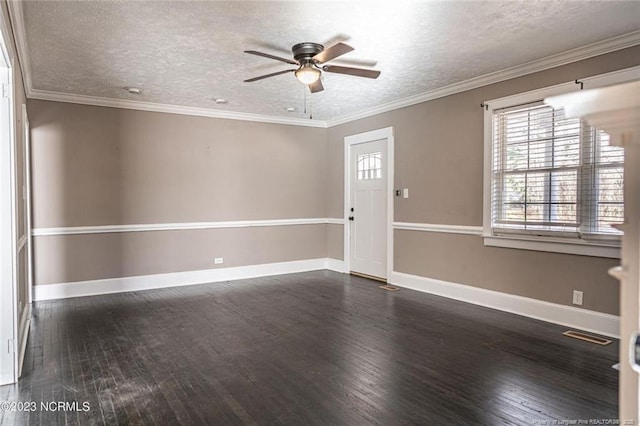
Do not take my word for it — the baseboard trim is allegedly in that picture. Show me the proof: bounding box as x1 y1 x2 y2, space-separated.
32 259 619 338
389 271 619 338
34 258 333 301
326 258 346 273
17 304 31 377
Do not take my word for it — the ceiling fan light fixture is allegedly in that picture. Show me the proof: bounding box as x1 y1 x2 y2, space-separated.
295 64 320 85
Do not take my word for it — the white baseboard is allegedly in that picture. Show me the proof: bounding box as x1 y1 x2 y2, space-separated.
35 258 331 301
31 258 620 338
326 258 346 273
389 271 620 338
17 304 31 377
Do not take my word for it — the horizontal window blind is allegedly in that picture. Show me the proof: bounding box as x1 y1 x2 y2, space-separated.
491 102 623 240
584 129 624 236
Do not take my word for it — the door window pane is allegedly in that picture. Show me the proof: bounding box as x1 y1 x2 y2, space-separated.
357 152 382 180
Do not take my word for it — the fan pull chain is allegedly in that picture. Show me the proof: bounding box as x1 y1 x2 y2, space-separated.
309 90 313 120
303 85 307 114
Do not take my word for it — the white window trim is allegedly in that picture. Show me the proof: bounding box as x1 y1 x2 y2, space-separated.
482 65 640 258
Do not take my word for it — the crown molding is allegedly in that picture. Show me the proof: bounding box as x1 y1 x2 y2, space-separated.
10 0 640 130
6 0 32 94
28 89 329 128
326 30 640 127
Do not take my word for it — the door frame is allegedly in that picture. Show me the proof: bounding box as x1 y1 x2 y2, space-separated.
22 104 32 305
0 9 16 385
343 126 394 279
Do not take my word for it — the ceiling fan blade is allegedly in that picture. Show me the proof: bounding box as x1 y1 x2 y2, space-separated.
309 78 324 93
244 69 295 82
322 65 381 79
331 57 378 67
312 42 354 64
245 39 291 56
244 50 298 65
321 33 350 48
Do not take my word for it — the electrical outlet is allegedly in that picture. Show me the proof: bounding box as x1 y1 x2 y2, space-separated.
214 257 223 265
572 290 583 306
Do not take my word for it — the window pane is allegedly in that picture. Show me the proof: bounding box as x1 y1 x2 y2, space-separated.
554 117 581 137
506 143 528 170
357 152 382 180
528 140 548 169
551 170 577 203
598 167 623 201
505 112 529 143
504 204 525 222
504 174 525 204
525 204 544 223
597 204 624 235
550 169 578 225
597 167 624 232
591 131 624 235
525 172 546 203
554 203 577 224
553 137 580 167
597 131 624 164
500 173 525 222
528 107 553 141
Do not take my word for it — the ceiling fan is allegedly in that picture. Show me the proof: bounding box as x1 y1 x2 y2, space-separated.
243 42 381 93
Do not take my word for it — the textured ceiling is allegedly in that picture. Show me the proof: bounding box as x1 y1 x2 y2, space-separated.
21 1 640 121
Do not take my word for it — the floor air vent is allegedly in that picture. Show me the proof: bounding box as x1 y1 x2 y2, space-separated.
562 330 612 346
379 284 400 292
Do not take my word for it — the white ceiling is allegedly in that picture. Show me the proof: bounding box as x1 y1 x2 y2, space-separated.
19 1 640 122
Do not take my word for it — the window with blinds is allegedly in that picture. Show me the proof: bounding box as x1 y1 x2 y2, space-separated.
491 102 624 240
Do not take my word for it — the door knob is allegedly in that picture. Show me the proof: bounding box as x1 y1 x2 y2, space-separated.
348 216 354 221
631 332 640 374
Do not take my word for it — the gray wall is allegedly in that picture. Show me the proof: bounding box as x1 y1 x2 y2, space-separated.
28 100 328 285
327 45 640 316
27 45 640 316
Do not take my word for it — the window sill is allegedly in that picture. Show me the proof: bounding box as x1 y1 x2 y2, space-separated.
483 235 620 259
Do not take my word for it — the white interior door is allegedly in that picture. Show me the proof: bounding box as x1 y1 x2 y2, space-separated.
349 139 387 279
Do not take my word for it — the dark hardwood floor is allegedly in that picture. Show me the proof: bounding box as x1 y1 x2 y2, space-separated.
0 270 618 425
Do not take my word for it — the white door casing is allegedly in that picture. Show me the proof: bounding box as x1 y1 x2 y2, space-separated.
344 127 394 280
0 28 16 384
17 104 31 377
23 104 32 306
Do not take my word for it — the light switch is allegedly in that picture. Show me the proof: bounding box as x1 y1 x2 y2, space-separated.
403 188 409 199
